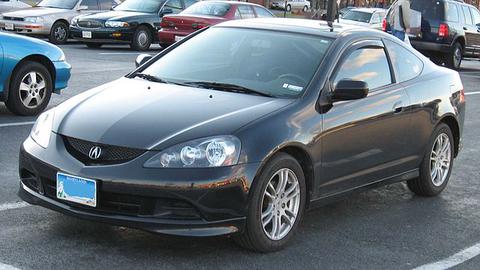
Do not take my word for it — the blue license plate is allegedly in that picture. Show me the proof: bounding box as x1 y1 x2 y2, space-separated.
56 172 97 207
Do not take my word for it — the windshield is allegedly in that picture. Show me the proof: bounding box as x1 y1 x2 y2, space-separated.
37 0 78 9
140 28 332 98
114 0 164 13
182 2 231 17
342 10 372 23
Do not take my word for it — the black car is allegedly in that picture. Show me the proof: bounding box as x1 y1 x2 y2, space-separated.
19 19 465 252
70 0 197 50
384 0 480 69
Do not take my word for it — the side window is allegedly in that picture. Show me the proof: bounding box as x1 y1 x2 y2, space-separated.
371 13 381 24
253 7 274 18
445 3 459 22
80 0 99 10
334 47 392 90
462 5 473 25
470 7 480 25
98 0 114 10
238 5 255 19
234 8 242 19
184 0 197 8
164 0 183 14
384 39 423 82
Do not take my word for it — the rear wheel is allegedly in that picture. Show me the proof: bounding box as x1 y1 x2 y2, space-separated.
234 153 306 252
407 123 454 196
286 4 291 12
445 42 463 70
130 26 152 51
5 61 52 116
86 43 103 48
49 21 69 44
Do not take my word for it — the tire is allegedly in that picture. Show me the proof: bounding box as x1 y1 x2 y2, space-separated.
5 61 53 116
286 5 291 12
130 26 152 51
49 21 69 44
302 6 308 12
407 123 454 197
234 152 306 252
86 43 103 48
445 42 463 70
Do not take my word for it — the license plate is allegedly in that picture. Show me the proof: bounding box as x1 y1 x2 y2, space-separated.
57 172 97 207
82 31 92 39
5 23 14 30
174 35 185 42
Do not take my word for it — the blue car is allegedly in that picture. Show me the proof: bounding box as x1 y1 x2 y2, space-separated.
0 32 71 116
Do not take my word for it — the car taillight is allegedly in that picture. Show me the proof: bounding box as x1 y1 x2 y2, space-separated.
160 19 174 28
438 23 449 37
382 18 387 32
192 23 208 30
459 89 465 103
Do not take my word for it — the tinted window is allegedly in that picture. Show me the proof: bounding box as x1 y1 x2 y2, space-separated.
37 0 78 9
99 0 115 10
237 5 255 19
371 13 382 24
184 0 196 8
80 0 99 9
471 7 480 25
182 2 231 17
462 5 473 25
334 47 391 90
385 39 423 82
445 3 459 22
114 0 164 13
254 6 274 18
164 0 182 13
141 28 332 98
342 10 372 23
410 0 444 20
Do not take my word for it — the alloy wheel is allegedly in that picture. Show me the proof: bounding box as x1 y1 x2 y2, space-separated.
261 168 301 241
453 46 462 69
54 25 67 42
137 31 148 47
429 133 452 187
19 71 46 109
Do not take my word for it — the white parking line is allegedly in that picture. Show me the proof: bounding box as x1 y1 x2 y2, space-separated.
0 122 35 128
98 52 141 55
413 242 480 270
466 91 480 96
0 262 21 270
0 202 30 212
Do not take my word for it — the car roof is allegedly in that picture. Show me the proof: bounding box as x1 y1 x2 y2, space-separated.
214 18 384 38
349 8 387 13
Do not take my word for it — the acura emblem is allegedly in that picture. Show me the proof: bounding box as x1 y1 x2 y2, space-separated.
88 146 102 160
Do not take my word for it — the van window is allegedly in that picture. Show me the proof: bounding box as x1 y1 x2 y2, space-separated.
462 5 473 25
410 0 444 20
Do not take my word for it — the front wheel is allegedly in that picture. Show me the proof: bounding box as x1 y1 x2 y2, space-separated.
407 123 454 196
49 21 69 44
234 153 306 252
5 61 53 116
130 26 152 51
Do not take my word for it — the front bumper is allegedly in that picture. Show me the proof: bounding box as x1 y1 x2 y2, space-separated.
70 26 134 44
0 20 50 35
53 61 71 92
19 134 260 236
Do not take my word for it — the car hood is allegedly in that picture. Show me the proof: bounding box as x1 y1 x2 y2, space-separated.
79 10 152 21
3 7 70 17
53 77 292 150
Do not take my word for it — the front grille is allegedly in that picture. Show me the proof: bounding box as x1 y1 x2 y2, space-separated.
62 136 145 166
3 16 24 21
77 20 103 28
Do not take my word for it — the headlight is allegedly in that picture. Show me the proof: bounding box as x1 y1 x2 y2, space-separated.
144 136 241 168
30 110 55 148
105 21 129 28
58 51 66 61
24 17 44 23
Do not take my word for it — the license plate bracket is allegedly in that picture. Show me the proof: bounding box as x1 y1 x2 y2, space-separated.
56 172 97 207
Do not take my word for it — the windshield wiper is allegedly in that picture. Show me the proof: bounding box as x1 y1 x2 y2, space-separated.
133 73 169 84
182 81 274 97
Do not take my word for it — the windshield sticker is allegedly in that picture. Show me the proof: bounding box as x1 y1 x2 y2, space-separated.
282 83 304 92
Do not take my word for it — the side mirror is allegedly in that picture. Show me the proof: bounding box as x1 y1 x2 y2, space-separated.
332 79 369 101
161 8 173 16
135 54 152 68
77 5 88 11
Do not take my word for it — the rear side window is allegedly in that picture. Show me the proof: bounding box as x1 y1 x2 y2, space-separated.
80 0 99 9
445 2 459 22
253 6 274 18
237 5 255 19
334 47 392 90
384 39 423 82
410 0 444 20
471 7 480 25
98 0 114 10
462 5 473 25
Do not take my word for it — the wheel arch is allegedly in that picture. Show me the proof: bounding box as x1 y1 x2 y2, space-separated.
438 115 460 157
8 55 56 99
453 36 465 50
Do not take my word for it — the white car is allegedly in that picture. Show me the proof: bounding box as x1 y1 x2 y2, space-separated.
0 0 31 13
271 0 310 12
339 8 386 30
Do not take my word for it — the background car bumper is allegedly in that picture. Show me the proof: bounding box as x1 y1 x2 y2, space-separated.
53 61 71 92
0 20 50 35
70 26 134 43
158 29 191 46
18 135 261 236
411 40 451 53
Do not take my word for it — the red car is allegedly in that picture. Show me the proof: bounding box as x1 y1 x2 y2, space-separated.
158 1 275 48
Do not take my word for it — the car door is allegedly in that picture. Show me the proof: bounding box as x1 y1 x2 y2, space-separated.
460 5 477 53
318 40 411 197
469 6 480 55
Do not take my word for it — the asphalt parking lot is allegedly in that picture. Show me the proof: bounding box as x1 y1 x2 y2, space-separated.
1 43 480 270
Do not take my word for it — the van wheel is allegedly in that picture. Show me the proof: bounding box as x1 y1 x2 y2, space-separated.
445 42 463 70
49 21 69 44
407 123 454 196
233 153 306 252
130 26 152 51
5 61 52 116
